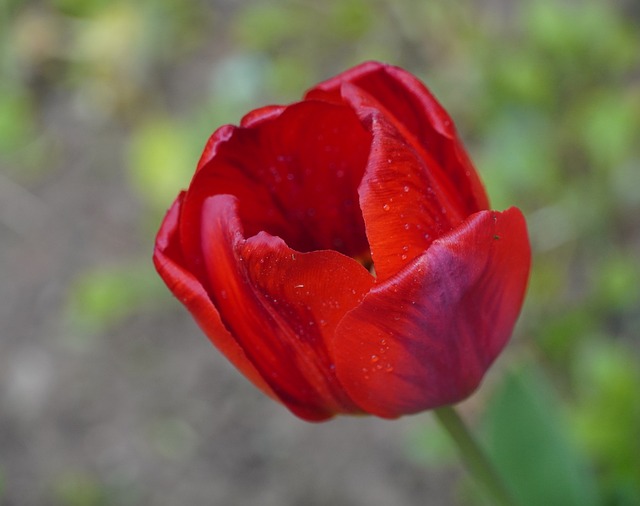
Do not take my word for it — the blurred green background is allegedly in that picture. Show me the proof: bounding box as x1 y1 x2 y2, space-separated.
1 0 638 505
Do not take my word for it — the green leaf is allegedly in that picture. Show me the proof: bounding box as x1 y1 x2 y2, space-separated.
483 366 599 506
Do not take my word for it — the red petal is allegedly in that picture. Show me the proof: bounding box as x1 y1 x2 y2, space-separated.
240 104 287 128
307 61 489 215
183 100 371 263
196 125 235 173
152 194 276 400
197 195 375 420
196 106 287 173
351 98 461 282
332 208 531 418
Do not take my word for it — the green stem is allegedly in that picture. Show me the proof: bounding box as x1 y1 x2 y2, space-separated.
434 406 518 506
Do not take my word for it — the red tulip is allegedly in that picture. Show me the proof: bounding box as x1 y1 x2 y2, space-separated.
153 61 531 421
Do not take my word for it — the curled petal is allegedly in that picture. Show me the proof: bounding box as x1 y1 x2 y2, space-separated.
152 194 276 400
197 195 374 420
307 61 489 216
332 208 531 418
351 101 458 282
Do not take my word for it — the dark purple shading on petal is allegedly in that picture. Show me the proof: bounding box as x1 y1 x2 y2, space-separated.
332 208 531 418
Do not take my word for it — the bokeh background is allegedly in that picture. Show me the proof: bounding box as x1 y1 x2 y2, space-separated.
1 0 639 504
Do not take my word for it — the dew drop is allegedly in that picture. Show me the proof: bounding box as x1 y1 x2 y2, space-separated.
401 254 408 260
403 223 410 230
371 354 379 363
220 290 228 300
383 203 390 211
403 185 410 193
385 363 394 373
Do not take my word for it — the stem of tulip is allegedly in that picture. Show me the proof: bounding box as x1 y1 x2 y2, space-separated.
433 406 517 506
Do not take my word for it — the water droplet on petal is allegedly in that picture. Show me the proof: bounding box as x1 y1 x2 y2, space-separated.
371 354 379 363
385 363 394 373
383 204 390 211
403 185 410 193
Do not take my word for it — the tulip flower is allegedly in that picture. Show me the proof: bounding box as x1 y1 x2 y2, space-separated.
153 61 531 422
